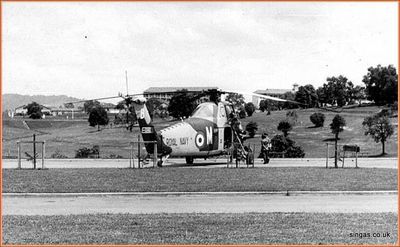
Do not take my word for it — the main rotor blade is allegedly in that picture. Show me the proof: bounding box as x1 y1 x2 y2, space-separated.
66 93 146 104
125 93 145 97
224 90 304 105
66 95 126 104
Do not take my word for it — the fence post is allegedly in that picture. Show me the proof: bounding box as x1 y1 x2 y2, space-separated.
325 143 329 168
153 141 157 168
355 147 358 168
137 135 141 168
42 141 45 169
33 134 36 169
17 141 21 169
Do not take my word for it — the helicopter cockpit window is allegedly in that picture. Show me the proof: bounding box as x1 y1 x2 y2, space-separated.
191 103 217 118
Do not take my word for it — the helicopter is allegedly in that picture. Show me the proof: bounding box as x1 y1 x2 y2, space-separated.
70 88 300 166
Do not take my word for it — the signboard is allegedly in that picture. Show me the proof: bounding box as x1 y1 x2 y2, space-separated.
343 145 360 152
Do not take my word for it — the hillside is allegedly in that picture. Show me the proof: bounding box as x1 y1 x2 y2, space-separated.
241 106 398 158
2 106 397 159
2 94 83 110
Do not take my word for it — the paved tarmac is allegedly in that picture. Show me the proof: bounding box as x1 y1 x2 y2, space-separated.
3 192 397 215
2 157 398 169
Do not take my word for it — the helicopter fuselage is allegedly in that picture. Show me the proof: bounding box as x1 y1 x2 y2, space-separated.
159 102 234 158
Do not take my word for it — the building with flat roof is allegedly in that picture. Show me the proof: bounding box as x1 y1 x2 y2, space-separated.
143 87 219 102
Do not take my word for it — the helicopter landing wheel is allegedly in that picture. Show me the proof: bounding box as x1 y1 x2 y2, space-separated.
185 157 194 165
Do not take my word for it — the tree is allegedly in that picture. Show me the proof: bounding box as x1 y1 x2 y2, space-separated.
282 91 298 109
351 85 366 105
88 105 109 131
168 89 197 119
26 102 43 119
310 112 325 127
244 102 256 117
64 103 74 108
325 76 354 107
245 121 258 138
362 113 394 155
259 100 267 112
330 114 346 168
316 84 332 107
115 101 126 110
294 84 318 108
84 100 100 114
362 65 398 105
277 121 292 137
146 98 162 119
226 93 245 108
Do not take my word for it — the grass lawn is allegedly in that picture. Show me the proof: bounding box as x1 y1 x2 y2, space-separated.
2 167 397 193
2 212 397 244
2 106 397 158
241 106 398 158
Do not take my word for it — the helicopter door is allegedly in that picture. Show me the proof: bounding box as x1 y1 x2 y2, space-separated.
224 127 232 148
217 103 228 150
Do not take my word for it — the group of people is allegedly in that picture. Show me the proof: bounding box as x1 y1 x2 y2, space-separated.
228 111 272 164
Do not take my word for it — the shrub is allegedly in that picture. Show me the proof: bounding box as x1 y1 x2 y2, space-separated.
270 134 305 158
238 108 246 119
109 154 124 159
245 121 258 138
277 121 292 137
244 102 256 117
271 134 292 152
310 112 325 127
75 146 100 158
51 150 68 159
286 146 305 158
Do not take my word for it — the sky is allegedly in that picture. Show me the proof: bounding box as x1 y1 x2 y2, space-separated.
2 2 398 101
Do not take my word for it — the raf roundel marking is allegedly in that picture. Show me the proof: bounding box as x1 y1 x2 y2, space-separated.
195 131 205 148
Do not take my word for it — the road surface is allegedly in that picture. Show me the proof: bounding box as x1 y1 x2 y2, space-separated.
2 157 397 169
3 192 397 215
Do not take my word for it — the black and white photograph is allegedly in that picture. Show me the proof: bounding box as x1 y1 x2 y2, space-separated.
2 1 398 245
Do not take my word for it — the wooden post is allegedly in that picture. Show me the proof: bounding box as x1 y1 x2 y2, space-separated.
246 144 249 168
33 134 36 169
355 147 358 168
131 144 135 169
137 135 141 168
42 141 45 169
325 143 329 168
253 144 256 168
17 141 21 169
129 143 132 168
342 150 345 168
153 141 157 168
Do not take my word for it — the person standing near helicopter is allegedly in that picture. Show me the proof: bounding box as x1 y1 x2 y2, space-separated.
261 133 272 164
